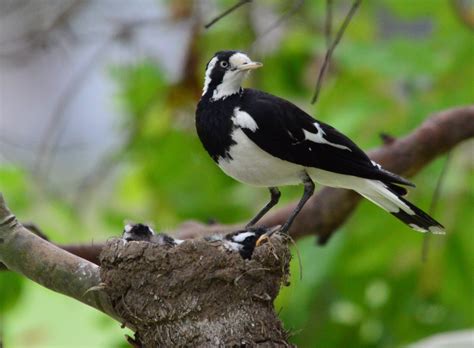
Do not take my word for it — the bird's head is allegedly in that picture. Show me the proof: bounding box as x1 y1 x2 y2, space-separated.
202 50 262 101
122 223 155 242
225 227 267 259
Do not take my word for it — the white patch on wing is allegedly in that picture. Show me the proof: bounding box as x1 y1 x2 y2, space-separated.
232 231 255 242
371 160 382 169
202 56 218 95
232 108 259 131
218 129 304 186
302 122 352 151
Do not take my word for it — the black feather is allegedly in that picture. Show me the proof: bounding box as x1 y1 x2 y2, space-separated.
391 197 445 233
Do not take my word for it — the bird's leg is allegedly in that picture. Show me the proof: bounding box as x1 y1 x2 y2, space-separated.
256 175 314 247
279 174 315 234
245 187 281 228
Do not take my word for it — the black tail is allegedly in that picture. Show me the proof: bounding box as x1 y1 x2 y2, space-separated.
358 180 445 234
390 196 445 234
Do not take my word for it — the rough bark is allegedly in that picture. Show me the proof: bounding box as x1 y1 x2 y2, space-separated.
100 236 292 347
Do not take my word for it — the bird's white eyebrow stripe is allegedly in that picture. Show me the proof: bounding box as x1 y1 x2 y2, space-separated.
232 107 259 131
302 122 352 151
232 231 255 242
202 56 218 95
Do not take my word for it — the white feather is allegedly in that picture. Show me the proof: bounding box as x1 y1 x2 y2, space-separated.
202 57 218 95
302 123 352 151
218 129 305 186
306 168 413 214
232 108 259 131
232 232 255 242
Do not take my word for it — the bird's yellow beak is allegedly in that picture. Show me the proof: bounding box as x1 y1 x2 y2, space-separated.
255 234 268 247
237 61 263 71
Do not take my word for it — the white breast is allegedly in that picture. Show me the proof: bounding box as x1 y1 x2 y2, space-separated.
218 128 305 187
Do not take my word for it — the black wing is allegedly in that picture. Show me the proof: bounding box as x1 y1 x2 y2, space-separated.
239 89 413 190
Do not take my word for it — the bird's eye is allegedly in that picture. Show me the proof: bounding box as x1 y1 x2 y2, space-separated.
220 61 229 68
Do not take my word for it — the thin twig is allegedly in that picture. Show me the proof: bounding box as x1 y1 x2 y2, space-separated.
281 233 303 281
325 0 333 48
34 37 112 180
311 0 362 104
250 0 304 53
36 20 148 182
204 0 252 29
422 152 452 262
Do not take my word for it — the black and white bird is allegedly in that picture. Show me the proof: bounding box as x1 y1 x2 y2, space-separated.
195 50 445 235
122 223 183 246
206 227 268 259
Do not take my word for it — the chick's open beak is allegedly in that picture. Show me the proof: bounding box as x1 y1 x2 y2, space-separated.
237 61 263 71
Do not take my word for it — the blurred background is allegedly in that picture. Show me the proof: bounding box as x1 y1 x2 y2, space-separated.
0 0 473 347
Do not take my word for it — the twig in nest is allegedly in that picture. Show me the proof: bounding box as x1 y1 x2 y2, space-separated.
280 233 304 281
422 152 452 262
311 0 362 104
84 283 107 295
204 0 252 29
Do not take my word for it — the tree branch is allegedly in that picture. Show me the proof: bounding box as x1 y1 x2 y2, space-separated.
250 0 304 53
204 0 252 29
311 0 362 104
0 194 123 324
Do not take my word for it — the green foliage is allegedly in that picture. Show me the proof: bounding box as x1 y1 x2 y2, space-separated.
0 273 24 315
1 1 473 347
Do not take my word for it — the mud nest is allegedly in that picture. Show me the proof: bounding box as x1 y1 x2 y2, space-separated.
100 234 293 347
